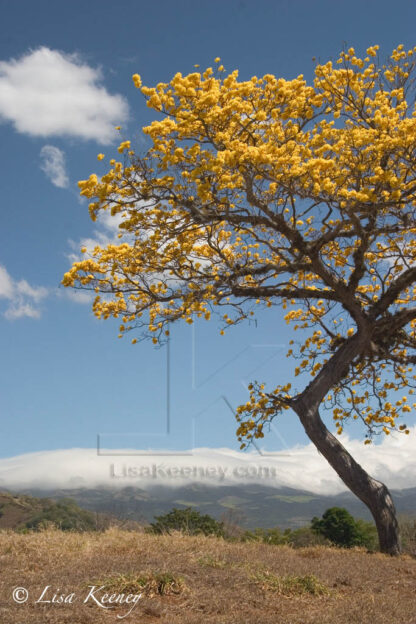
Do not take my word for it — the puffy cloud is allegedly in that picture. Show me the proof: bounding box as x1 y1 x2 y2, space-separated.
39 145 69 188
1 428 416 493
0 47 129 144
0 265 48 320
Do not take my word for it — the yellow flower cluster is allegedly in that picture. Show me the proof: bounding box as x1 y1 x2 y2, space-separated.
64 45 416 444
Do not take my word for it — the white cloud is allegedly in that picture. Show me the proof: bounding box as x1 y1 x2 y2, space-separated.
0 265 14 299
0 47 129 144
40 145 69 188
16 278 47 301
61 289 95 305
1 428 416 493
0 265 48 320
5 303 41 320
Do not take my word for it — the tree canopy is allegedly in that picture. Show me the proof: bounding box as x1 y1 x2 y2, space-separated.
311 507 376 549
64 44 416 444
63 44 416 553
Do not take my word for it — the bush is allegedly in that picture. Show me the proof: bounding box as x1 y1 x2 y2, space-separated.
23 499 97 532
147 507 224 537
354 518 379 551
311 507 377 549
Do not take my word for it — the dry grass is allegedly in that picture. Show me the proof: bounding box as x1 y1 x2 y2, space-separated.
90 570 186 597
250 570 330 596
0 528 416 623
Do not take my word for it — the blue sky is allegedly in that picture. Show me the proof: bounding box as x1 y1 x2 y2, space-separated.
1 0 416 464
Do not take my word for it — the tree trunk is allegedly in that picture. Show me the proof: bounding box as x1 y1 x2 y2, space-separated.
291 396 401 555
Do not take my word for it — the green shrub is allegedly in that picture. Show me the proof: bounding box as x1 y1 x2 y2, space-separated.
311 507 377 549
147 507 224 537
354 518 379 551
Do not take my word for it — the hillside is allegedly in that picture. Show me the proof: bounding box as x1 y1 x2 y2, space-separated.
15 483 416 529
0 492 42 529
0 491 107 531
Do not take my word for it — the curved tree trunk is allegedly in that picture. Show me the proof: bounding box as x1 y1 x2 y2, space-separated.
287 333 402 555
291 396 401 555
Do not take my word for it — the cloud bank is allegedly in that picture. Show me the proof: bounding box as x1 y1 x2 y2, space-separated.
0 47 128 144
0 265 48 319
1 428 416 494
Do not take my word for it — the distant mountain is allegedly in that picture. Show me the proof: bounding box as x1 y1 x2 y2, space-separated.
11 483 416 529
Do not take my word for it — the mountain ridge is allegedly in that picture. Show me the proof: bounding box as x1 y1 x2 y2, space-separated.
3 482 415 529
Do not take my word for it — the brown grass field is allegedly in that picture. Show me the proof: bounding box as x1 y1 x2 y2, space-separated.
1 528 416 624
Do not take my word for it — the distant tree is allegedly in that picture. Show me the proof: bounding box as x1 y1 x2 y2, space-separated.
312 507 360 547
63 44 416 555
148 507 224 536
311 507 377 549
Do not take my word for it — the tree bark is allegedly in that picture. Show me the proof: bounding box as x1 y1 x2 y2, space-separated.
291 396 401 555
282 330 402 555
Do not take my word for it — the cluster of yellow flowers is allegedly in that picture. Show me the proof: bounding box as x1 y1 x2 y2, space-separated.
64 47 416 443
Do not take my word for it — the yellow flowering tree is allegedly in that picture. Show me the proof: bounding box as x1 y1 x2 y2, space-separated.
63 45 416 554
